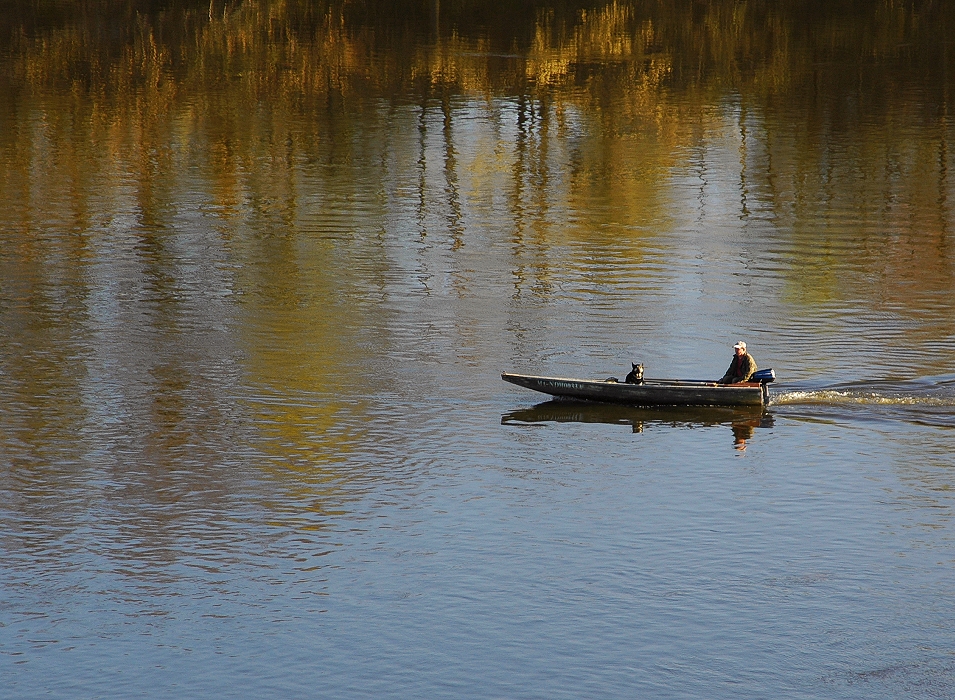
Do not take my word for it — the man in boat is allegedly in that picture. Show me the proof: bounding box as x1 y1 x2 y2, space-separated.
719 341 757 384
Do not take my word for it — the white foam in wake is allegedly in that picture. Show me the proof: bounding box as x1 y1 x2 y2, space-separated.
772 390 955 407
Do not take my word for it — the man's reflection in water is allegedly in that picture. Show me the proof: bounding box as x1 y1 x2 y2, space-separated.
732 422 756 451
732 413 775 451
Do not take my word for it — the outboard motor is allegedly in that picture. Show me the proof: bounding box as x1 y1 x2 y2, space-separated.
752 368 775 404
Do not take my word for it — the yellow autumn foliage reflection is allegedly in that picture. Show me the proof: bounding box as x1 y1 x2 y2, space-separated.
1 0 953 473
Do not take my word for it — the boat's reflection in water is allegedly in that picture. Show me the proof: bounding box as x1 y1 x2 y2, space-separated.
503 400 775 450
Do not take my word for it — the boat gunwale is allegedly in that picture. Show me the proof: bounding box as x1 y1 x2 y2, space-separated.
501 372 762 389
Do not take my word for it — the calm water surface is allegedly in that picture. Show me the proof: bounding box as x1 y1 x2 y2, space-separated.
2 2 955 698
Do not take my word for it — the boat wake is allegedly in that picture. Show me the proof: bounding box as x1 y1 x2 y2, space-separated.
769 380 955 429
772 390 955 407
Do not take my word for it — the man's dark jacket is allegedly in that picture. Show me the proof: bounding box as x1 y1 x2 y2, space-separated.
720 352 757 384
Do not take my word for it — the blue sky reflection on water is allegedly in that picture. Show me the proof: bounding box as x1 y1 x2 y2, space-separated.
7 395 955 699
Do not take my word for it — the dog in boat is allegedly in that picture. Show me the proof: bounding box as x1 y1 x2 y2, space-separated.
624 362 644 384
605 362 644 384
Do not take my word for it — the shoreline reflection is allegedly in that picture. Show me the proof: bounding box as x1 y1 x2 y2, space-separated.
503 400 774 448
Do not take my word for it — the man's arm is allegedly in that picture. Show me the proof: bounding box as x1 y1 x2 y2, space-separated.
718 359 735 384
740 355 757 382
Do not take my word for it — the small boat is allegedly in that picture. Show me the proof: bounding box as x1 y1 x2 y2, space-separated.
501 369 776 407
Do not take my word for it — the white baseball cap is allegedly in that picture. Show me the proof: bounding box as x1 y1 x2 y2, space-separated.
733 341 747 350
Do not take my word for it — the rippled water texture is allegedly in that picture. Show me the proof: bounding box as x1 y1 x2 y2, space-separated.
2 2 955 698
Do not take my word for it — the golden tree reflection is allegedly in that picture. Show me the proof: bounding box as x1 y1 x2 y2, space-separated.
1 0 953 484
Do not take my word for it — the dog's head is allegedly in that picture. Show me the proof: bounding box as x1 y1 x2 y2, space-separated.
626 363 644 383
